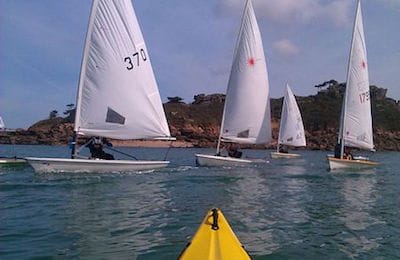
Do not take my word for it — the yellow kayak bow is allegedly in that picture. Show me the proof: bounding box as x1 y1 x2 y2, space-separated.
179 208 251 260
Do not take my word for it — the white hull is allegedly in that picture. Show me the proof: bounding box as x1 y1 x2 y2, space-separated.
26 157 169 173
0 157 27 166
195 154 256 167
270 152 301 159
327 156 378 171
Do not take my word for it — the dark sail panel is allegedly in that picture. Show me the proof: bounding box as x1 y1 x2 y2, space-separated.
237 129 249 138
106 107 125 125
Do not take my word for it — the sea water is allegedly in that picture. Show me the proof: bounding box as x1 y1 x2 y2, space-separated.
0 145 399 259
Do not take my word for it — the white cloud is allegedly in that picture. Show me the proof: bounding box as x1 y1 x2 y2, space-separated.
322 0 351 26
218 0 352 27
256 0 320 23
273 39 300 57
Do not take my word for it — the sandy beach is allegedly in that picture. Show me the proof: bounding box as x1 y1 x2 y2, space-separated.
110 139 194 148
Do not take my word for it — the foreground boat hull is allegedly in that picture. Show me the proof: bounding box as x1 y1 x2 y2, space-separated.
270 152 301 159
195 154 254 167
25 157 169 173
327 156 379 171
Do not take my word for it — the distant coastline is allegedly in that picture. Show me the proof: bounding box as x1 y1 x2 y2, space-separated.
2 81 400 151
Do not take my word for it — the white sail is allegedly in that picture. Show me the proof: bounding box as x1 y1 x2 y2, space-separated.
0 116 4 129
340 0 373 150
74 0 171 140
278 84 306 147
220 0 271 144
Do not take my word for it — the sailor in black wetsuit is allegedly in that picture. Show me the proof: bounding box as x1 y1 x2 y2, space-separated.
278 144 288 153
227 143 242 158
87 137 114 160
334 143 341 158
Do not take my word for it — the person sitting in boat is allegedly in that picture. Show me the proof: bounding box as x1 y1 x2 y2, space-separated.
343 147 353 160
227 143 242 158
87 137 114 160
334 143 341 158
278 144 288 154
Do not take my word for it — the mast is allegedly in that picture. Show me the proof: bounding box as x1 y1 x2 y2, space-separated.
71 0 99 158
216 110 226 155
340 0 361 159
276 84 287 153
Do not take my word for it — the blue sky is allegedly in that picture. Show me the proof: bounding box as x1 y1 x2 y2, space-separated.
1 0 399 128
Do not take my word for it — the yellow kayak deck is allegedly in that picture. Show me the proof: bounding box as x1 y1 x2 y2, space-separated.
179 208 251 260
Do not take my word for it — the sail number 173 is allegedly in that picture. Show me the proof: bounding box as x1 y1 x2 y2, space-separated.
359 91 370 104
124 49 147 70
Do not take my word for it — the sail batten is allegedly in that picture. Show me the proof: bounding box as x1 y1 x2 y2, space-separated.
74 0 170 140
340 0 374 151
219 0 271 146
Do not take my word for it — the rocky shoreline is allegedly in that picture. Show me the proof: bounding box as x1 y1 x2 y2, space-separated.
2 83 400 151
2 119 400 152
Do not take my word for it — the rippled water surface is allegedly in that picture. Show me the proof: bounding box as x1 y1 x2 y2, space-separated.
1 145 399 259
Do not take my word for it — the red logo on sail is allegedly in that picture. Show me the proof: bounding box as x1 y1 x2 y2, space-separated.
248 57 255 66
361 61 366 69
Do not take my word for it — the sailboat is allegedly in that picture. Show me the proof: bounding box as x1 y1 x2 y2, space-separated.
26 0 173 173
271 84 306 159
0 116 5 130
327 0 378 170
195 0 271 167
0 116 27 166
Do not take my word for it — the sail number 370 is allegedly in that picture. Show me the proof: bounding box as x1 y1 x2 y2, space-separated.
359 91 370 104
124 49 147 70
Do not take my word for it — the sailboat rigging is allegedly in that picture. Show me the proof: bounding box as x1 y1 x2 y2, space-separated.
271 84 306 159
26 0 173 173
327 0 378 170
195 0 271 167
0 116 27 166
